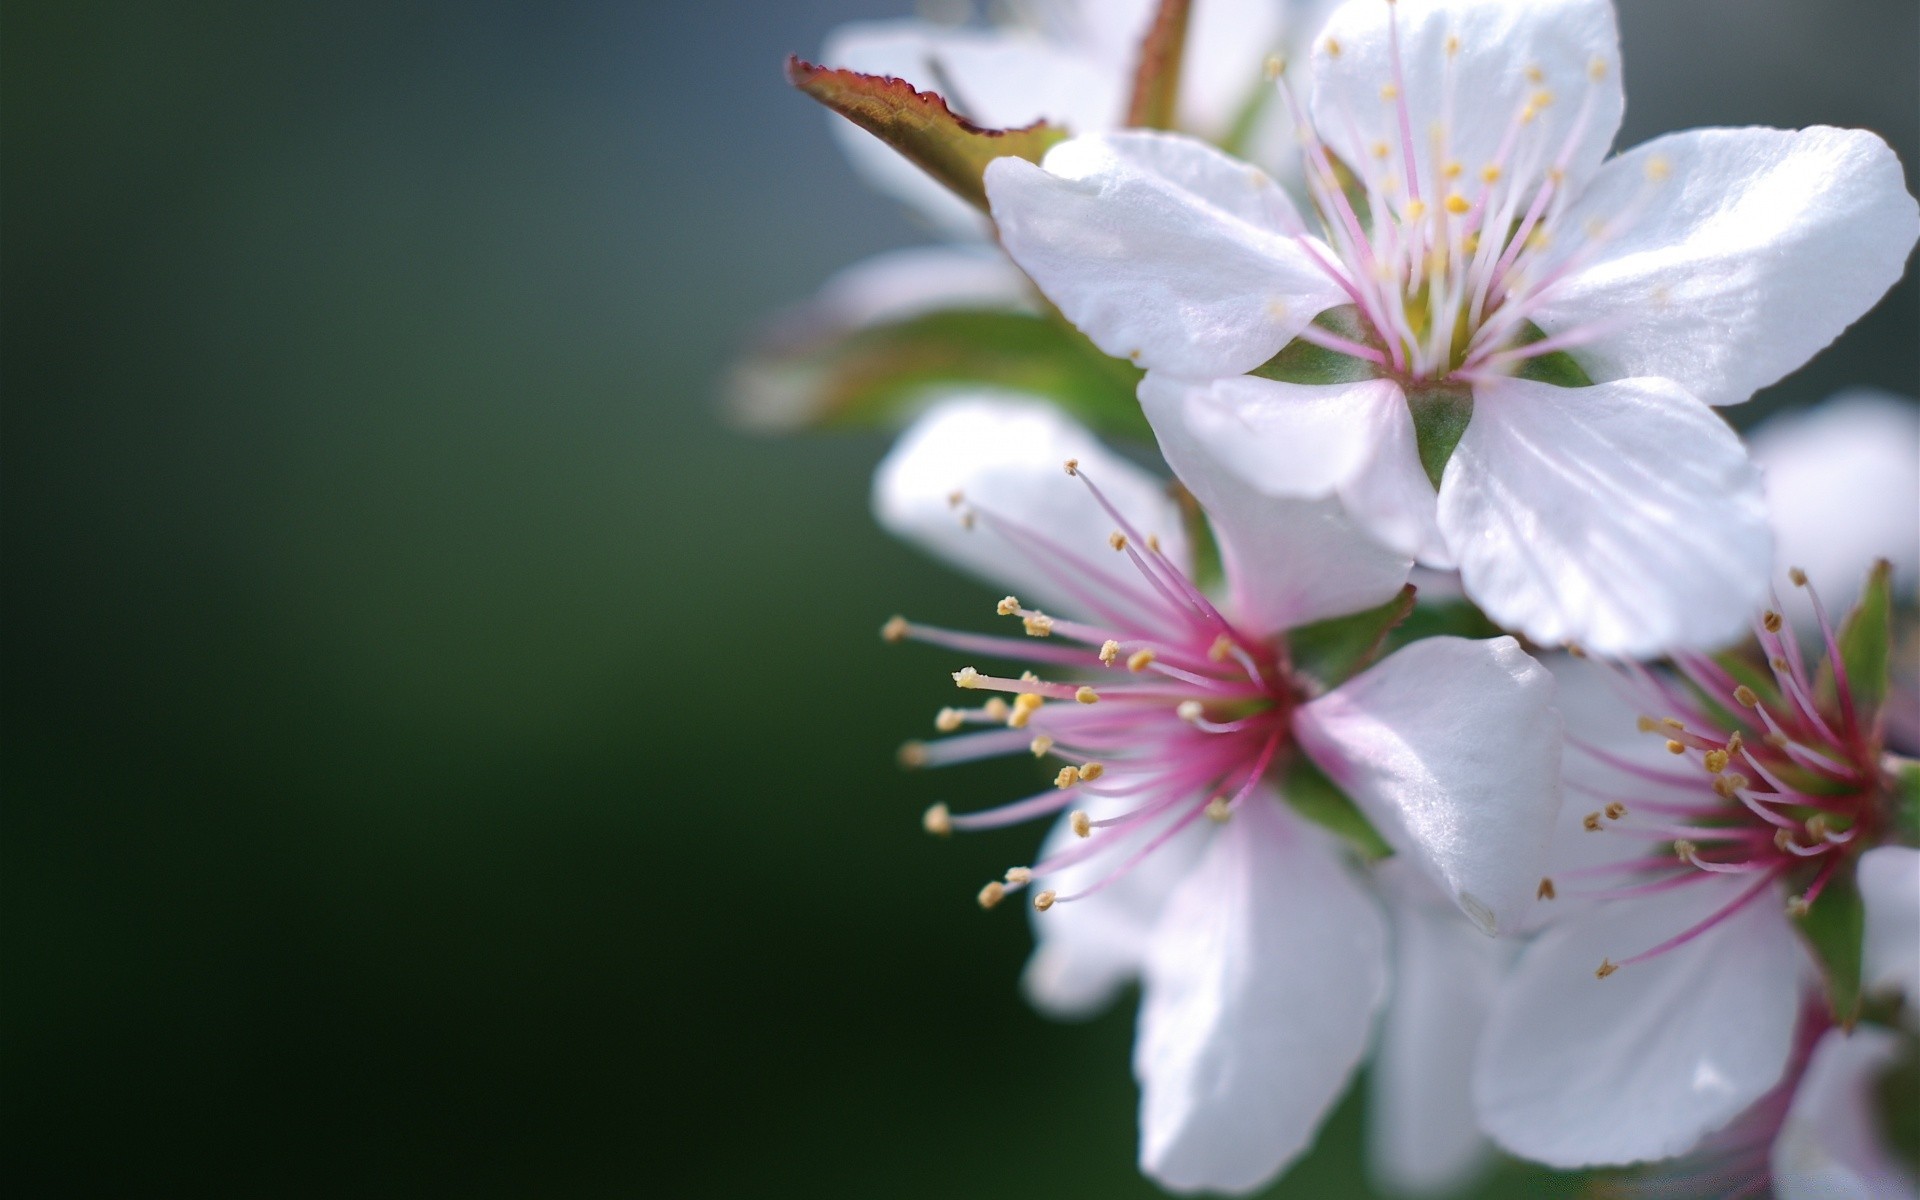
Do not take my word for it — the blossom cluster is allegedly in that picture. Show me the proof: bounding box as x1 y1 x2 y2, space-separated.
740 1 1920 1195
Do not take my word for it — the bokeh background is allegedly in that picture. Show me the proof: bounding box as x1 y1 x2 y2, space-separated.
5 1 1915 1195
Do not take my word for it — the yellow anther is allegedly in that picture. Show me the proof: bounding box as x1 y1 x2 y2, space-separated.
977 881 1006 909
1589 57 1608 81
1074 686 1099 705
1264 54 1286 80
1020 671 1040 683
1789 567 1808 587
1520 104 1537 124
1444 192 1470 214
899 741 928 768
1636 715 1660 732
1063 458 1079 476
1205 796 1233 823
1028 734 1054 758
1070 809 1092 837
953 667 982 689
1525 65 1544 83
1733 685 1758 708
1807 814 1831 839
1582 811 1603 832
1537 877 1557 900
1604 802 1627 821
1532 90 1556 109
1079 762 1106 782
1146 533 1161 552
1764 731 1789 749
1481 163 1502 183
882 615 910 642
1404 199 1427 221
1371 140 1391 159
1674 839 1697 861
1023 613 1055 637
1596 959 1617 979
1442 159 1463 179
982 697 1010 722
1008 691 1044 728
1547 165 1566 184
946 489 964 508
1033 890 1057 912
1726 731 1744 756
923 803 952 837
1381 83 1400 101
1776 828 1796 851
1786 896 1811 918
1762 610 1783 633
1703 749 1729 774
1176 700 1204 722
1324 36 1342 57
959 510 976 531
997 595 1021 616
1108 531 1129 551
1660 717 1685 730
1208 635 1235 663
1445 34 1461 56
1526 228 1552 252
1099 639 1121 665
1055 766 1081 789
1127 649 1157 672
1645 156 1671 182
1464 231 1480 254
935 708 965 733
1713 772 1750 800
1005 866 1033 885
1665 740 1686 755
1771 657 1790 672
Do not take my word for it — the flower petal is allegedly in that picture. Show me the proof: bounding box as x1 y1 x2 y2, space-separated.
1750 390 1920 613
986 131 1348 377
1021 793 1212 1019
1771 1026 1920 1200
1535 127 1920 408
1293 635 1562 936
821 19 1126 236
872 395 1190 623
1475 877 1808 1167
1438 375 1770 656
1859 846 1920 1012
1140 374 1411 636
1310 0 1623 201
1134 793 1387 1195
1366 863 1503 1198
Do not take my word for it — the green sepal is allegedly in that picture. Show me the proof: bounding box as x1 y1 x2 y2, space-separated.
1831 558 1894 720
1250 306 1379 387
1282 755 1392 860
1388 595 1503 653
786 58 1068 212
730 307 1149 439
1876 1036 1920 1173
1287 585 1415 688
1510 321 1595 388
1407 384 1473 491
1796 863 1867 1028
1893 759 1920 844
1123 0 1192 130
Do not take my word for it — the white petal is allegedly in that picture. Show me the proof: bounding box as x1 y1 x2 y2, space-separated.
1140 374 1411 635
1750 390 1920 612
1134 793 1388 1194
1367 863 1503 1197
1535 127 1920 408
1859 846 1920 1012
1021 793 1212 1019
1475 878 1807 1166
986 131 1348 377
872 395 1190 623
1772 1026 1919 1200
1293 635 1562 935
1439 375 1770 657
1310 0 1623 200
821 20 1126 237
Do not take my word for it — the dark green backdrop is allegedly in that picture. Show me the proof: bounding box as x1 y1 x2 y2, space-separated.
5 1 1914 1195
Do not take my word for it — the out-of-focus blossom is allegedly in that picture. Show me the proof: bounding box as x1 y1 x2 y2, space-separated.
986 0 1920 656
873 394 1561 1193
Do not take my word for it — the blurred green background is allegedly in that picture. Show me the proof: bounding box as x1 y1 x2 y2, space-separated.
4 1 1914 1195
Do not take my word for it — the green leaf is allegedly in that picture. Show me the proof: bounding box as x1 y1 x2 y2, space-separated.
1406 383 1473 491
1282 755 1392 860
1835 558 1894 719
728 307 1149 439
1287 585 1415 688
786 58 1069 212
1797 865 1866 1027
1249 306 1380 386
1510 321 1595 388
1124 0 1193 130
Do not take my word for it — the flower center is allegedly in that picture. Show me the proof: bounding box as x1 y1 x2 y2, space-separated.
885 463 1299 911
